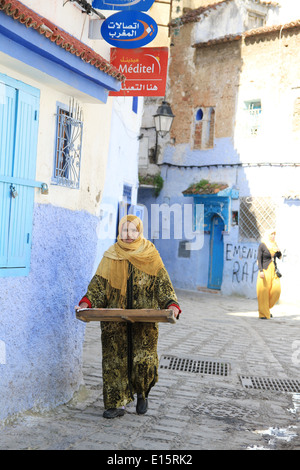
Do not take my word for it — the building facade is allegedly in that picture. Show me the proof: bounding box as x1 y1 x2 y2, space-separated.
0 0 144 421
138 0 300 302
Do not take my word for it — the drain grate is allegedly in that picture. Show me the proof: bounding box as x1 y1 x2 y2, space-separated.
240 375 300 393
160 355 230 376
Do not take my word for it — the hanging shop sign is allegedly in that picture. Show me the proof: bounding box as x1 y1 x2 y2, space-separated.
92 0 155 11
101 11 157 49
109 47 168 96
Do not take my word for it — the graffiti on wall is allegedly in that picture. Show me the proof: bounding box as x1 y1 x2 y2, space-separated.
225 243 258 284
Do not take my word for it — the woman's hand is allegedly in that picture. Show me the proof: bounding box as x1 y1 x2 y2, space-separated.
168 305 180 319
259 271 265 279
75 302 89 311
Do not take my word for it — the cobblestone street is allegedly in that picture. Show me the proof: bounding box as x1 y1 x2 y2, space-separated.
1 289 300 452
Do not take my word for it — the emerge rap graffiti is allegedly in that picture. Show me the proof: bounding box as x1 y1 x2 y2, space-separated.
226 243 258 284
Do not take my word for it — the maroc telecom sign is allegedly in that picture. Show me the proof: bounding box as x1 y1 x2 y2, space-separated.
101 11 157 49
109 47 168 96
92 0 155 10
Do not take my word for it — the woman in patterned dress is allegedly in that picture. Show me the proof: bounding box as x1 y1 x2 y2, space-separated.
76 215 181 419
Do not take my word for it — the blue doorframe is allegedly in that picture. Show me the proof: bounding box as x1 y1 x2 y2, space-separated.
208 215 224 290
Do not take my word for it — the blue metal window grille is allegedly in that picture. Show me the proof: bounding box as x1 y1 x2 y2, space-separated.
54 102 83 189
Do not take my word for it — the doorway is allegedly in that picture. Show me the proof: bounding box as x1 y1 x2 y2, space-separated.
208 215 224 290
0 75 39 276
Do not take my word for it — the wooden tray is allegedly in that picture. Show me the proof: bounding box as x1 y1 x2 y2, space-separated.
76 308 176 324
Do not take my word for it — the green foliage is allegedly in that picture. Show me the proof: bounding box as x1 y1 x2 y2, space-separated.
153 174 164 197
139 173 164 197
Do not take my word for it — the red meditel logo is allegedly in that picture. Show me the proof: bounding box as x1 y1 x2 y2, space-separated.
109 47 169 96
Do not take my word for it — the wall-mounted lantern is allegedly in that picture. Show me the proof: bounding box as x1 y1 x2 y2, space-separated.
153 101 175 138
151 101 175 163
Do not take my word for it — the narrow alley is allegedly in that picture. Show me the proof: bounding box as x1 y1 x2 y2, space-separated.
1 290 299 451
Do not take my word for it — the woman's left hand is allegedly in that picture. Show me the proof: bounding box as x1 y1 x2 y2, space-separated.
168 305 180 319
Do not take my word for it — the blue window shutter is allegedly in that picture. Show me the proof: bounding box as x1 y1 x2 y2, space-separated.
0 83 16 267
0 78 39 273
7 90 39 268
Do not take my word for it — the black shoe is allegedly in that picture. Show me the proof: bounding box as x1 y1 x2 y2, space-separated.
103 408 125 419
136 394 148 415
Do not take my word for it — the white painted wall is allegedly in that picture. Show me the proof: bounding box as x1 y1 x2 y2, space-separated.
275 0 300 24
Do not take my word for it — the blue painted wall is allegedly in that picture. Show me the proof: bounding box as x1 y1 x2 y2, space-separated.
138 143 256 296
138 165 210 291
139 142 298 301
0 203 98 421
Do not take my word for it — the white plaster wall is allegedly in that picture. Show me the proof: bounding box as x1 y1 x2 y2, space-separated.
234 83 300 166
275 0 300 24
192 0 295 46
24 0 112 61
276 201 300 303
193 1 243 44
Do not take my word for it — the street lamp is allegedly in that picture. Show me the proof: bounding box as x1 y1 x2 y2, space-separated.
153 101 175 138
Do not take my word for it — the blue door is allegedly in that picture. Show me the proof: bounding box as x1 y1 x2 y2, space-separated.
0 76 39 276
208 215 224 290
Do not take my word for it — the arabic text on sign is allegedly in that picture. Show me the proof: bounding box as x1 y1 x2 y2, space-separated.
109 47 168 97
101 11 158 49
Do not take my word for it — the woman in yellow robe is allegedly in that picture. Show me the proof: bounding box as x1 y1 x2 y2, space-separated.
256 229 282 319
76 215 181 418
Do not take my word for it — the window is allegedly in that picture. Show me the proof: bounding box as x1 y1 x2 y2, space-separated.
123 184 132 205
53 103 83 188
239 197 277 242
132 96 138 114
232 211 239 226
244 100 262 136
193 106 215 150
247 12 266 30
178 240 191 258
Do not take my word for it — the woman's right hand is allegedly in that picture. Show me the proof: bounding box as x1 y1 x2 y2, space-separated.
75 302 89 311
259 271 265 279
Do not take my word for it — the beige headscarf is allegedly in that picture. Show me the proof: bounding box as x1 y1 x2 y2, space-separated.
96 215 164 296
261 229 279 256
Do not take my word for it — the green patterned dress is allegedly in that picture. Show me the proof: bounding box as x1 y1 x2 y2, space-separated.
82 263 179 409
